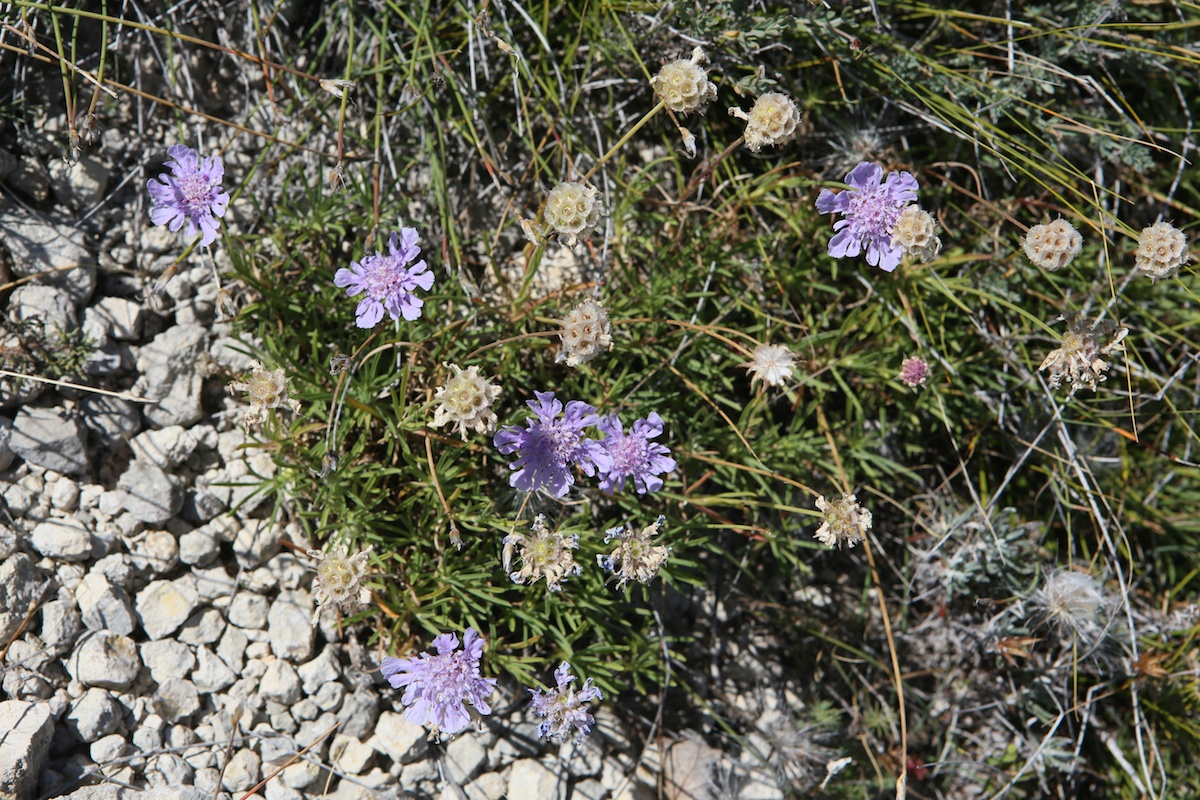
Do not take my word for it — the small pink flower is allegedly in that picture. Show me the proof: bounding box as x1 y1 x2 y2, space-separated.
899 356 930 388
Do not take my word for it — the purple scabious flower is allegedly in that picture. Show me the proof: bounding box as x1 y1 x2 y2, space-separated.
528 661 603 743
334 228 434 328
146 144 230 248
596 412 676 494
379 628 497 735
494 391 612 497
815 162 919 272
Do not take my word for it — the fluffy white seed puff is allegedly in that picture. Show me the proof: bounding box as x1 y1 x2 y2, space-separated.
429 364 502 439
558 299 613 367
729 92 801 152
650 47 717 115
742 343 796 388
1030 569 1110 646
891 206 942 263
1135 221 1189 281
1023 218 1082 271
544 181 602 245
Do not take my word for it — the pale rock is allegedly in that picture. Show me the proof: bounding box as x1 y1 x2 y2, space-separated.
226 449 276 513
75 572 135 635
129 530 179 574
216 626 249 673
227 593 269 629
0 417 13 472
8 283 78 334
221 749 261 793
370 711 428 764
136 578 199 639
267 590 315 662
48 155 109 209
63 689 121 742
8 407 90 477
663 737 721 800
466 771 508 800
0 699 54 800
40 599 82 651
192 564 236 601
130 426 196 470
265 779 303 800
297 646 340 694
153 679 200 723
335 687 380 740
280 759 322 791
140 640 196 683
131 713 165 753
330 734 375 775
67 630 140 690
508 759 567 800
232 518 280 569
147 753 194 787
446 733 488 784
312 682 345 713
88 297 143 341
1 484 34 518
178 529 219 567
176 608 225 646
117 461 182 525
260 660 303 704
90 554 132 589
51 478 80 512
572 778 608 800
291 698 319 722
192 645 236 694
88 732 128 764
194 767 221 795
134 325 209 427
30 518 92 561
0 555 45 642
78 395 140 447
401 758 439 787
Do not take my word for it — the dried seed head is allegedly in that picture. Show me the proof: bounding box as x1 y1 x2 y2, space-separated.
558 299 613 367
1134 221 1189 281
598 516 671 589
1038 312 1128 394
742 343 796 389
891 206 942 263
1023 218 1082 271
228 361 301 430
813 493 872 549
730 92 801 152
430 363 502 439
650 47 717 114
1029 569 1110 646
544 181 602 245
308 544 373 625
503 515 581 592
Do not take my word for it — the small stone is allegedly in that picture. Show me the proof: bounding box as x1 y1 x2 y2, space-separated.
51 478 80 512
79 395 141 446
291 698 319 721
221 749 261 792
116 461 182 526
140 640 196 683
88 296 144 341
48 155 109 209
64 688 121 742
9 408 89 477
260 661 303 704
227 593 269 629
136 578 199 639
134 325 209 428
446 733 488 784
265 780 304 800
297 647 340 694
192 645 236 693
178 529 219 567
312 682 345 713
267 590 315 662
335 687 380 740
129 530 180 575
90 554 133 589
280 759 322 791
571 778 607 800
192 563 236 601
41 599 82 651
0 699 54 800
232 518 281 569
467 772 509 800
508 759 567 800
153 679 201 723
67 630 140 690
30 518 92 562
0 555 45 643
147 753 194 788
370 710 428 764
216 626 249 673
88 732 128 764
0 210 97 305
130 426 197 470
75 572 135 635
331 734 375 775
176 608 225 646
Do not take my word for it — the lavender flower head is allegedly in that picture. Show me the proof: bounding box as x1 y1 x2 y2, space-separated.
597 412 676 494
815 162 919 272
146 144 230 248
379 628 497 736
334 228 434 328
494 391 612 497
528 661 603 743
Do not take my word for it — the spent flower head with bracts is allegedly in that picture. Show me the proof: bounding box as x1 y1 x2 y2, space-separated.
429 364 502 440
1023 218 1083 271
334 228 434 329
813 493 872 549
815 162 919 272
544 181 603 246
1039 312 1128 394
379 629 497 736
1029 569 1111 647
494 391 612 497
650 47 717 115
891 205 941 263
146 144 230 248
899 356 930 388
307 544 372 625
598 516 671 589
558 299 613 367
596 412 677 494
228 361 301 431
742 342 796 389
502 515 581 592
1135 221 1189 281
528 661 604 743
730 92 801 152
